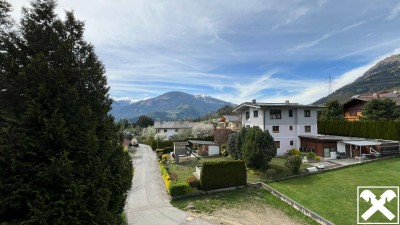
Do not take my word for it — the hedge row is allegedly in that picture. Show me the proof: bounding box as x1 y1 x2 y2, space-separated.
200 160 247 191
159 162 171 192
318 120 400 141
158 161 192 196
169 183 191 197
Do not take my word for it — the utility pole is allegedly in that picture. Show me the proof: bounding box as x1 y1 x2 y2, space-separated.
327 75 334 94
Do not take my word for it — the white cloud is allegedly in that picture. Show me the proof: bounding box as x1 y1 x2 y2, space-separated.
387 3 400 20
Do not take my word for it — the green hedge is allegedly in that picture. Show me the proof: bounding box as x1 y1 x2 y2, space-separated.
318 120 400 141
200 160 247 191
169 182 191 196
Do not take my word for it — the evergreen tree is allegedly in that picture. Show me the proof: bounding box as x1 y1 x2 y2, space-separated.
0 1 132 224
235 127 247 160
320 100 344 120
136 115 154 128
227 132 238 159
361 98 400 121
242 127 276 170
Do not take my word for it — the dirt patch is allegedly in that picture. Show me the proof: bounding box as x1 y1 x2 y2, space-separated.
187 202 303 225
169 173 178 181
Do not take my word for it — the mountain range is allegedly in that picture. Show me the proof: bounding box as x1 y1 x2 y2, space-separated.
111 91 233 121
314 54 400 104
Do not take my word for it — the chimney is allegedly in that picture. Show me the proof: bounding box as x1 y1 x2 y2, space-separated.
285 100 290 104
252 99 256 104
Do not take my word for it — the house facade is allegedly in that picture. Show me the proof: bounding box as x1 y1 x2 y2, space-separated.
218 115 241 131
343 91 400 121
299 135 399 158
233 100 322 155
154 121 197 139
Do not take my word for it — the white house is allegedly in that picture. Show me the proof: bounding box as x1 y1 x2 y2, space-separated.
233 99 323 155
154 121 197 139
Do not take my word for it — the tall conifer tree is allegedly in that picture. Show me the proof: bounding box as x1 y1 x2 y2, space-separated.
0 1 133 224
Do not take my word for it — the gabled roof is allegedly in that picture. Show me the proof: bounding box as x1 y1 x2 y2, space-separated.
233 101 323 112
222 115 240 122
344 91 400 106
154 121 197 129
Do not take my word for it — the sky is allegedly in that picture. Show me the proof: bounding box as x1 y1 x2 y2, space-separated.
9 0 400 104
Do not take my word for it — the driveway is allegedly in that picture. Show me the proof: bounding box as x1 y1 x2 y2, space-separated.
125 144 213 225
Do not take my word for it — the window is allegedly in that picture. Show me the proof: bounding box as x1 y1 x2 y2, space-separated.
305 125 311 133
246 125 250 128
253 110 258 118
272 126 279 133
245 111 250 119
164 129 167 132
274 141 280 148
158 129 161 133
270 110 281 119
289 110 293 117
235 124 239 128
304 110 311 117
175 129 179 132
290 140 294 146
289 125 293 131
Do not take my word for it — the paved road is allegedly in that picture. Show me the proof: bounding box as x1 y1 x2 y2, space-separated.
125 144 213 225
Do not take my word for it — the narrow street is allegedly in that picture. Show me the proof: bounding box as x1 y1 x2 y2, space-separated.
125 144 213 225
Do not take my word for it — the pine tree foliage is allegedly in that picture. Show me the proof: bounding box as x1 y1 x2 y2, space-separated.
241 127 276 170
361 98 400 121
0 1 132 224
320 100 344 120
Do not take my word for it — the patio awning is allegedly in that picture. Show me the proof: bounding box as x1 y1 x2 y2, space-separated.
341 140 381 146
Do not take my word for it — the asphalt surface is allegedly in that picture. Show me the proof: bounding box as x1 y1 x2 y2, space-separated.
125 144 213 225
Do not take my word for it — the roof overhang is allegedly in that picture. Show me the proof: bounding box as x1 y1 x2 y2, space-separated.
341 140 381 146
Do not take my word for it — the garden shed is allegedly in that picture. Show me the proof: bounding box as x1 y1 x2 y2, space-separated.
188 140 220 156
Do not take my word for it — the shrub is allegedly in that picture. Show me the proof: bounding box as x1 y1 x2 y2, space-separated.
314 156 321 161
288 148 301 156
159 162 171 192
170 183 191 197
220 144 229 156
285 155 302 175
162 154 169 162
200 160 247 191
163 147 174 154
265 169 277 180
156 149 164 153
307 152 316 160
187 176 200 188
242 127 276 170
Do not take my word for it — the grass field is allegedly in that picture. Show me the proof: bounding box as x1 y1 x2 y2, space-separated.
165 156 311 184
268 157 400 225
172 186 319 225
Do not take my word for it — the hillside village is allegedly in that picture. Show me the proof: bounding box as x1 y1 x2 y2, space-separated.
3 1 400 225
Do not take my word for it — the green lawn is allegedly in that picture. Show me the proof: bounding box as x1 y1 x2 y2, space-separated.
268 157 400 225
172 186 319 225
164 156 311 184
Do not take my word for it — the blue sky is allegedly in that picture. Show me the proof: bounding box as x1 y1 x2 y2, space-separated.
10 0 400 104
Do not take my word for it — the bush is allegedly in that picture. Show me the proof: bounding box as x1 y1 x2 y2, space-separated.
163 147 174 154
187 176 200 188
156 149 164 153
162 154 169 162
314 156 321 161
169 183 191 197
285 155 302 175
287 148 301 156
220 144 228 156
265 169 277 180
159 162 171 192
242 127 276 170
200 160 247 191
307 152 316 160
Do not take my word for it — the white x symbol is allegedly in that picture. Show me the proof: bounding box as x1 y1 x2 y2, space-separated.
360 190 397 221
